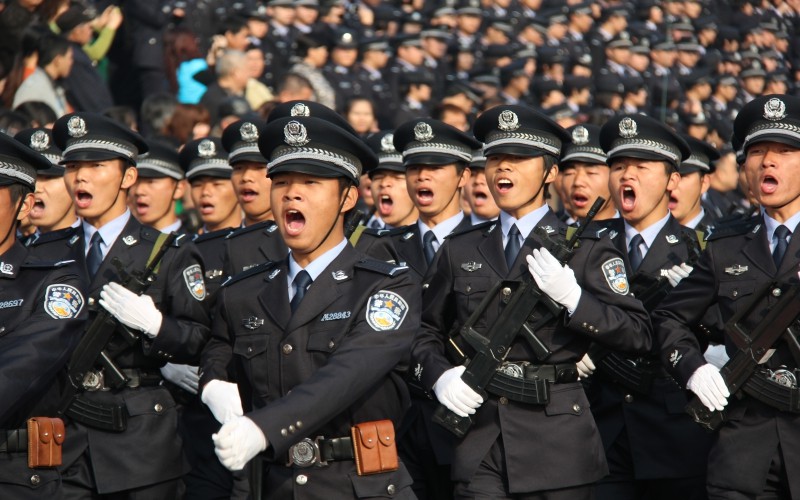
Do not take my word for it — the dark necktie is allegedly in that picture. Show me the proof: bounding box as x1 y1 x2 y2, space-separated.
505 224 521 270
422 231 437 265
290 270 313 313
86 231 104 278
628 233 644 273
772 225 791 269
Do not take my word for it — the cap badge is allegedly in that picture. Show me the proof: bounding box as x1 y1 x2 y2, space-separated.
284 120 310 146
67 116 87 138
571 126 589 145
198 139 217 158
413 122 434 142
239 122 259 142
618 117 638 138
290 103 310 117
498 110 520 131
763 97 787 121
29 130 50 151
380 133 395 153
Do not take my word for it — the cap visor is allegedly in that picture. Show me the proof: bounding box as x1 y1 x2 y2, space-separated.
60 149 134 165
230 152 268 165
187 168 233 181
268 160 356 183
484 145 546 158
608 149 677 167
403 153 465 167
744 134 800 151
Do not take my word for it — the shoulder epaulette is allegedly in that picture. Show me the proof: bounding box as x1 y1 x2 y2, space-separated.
222 260 278 287
22 258 77 269
26 226 78 246
362 226 406 238
226 220 277 239
446 220 494 239
704 216 759 242
139 226 160 243
193 228 235 243
355 258 409 277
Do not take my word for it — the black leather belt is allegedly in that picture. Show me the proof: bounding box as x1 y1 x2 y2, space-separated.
286 436 354 468
743 369 800 413
83 368 162 391
486 362 579 405
0 429 27 453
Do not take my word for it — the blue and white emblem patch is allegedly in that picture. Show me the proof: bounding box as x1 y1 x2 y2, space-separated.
183 264 206 301
602 258 629 295
366 290 409 331
44 284 84 319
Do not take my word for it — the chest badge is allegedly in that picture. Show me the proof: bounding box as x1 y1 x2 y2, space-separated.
461 262 482 272
724 265 749 276
242 316 264 330
0 262 13 275
666 234 679 244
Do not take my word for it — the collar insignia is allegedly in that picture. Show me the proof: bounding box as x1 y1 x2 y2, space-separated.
0 262 13 274
122 235 137 245
666 234 679 244
331 270 349 280
268 268 281 280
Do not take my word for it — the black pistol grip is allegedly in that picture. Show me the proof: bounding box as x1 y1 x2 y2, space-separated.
432 404 472 438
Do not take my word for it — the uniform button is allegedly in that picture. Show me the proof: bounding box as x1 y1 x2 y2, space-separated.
296 421 303 429
572 404 581 413
281 428 288 437
247 347 253 353
732 290 738 297
582 322 588 328
30 475 40 486
772 288 782 297
288 425 296 433
148 37 156 45
499 397 508 405
296 474 308 485
0 327 4 334
328 340 335 349
387 484 396 495
624 394 634 403
88 297 96 305
154 403 163 413
282 344 293 355
502 287 512 297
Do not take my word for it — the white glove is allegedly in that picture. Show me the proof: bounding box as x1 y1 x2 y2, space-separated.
703 344 730 369
212 416 267 471
201 379 244 424
576 353 596 379
433 366 484 418
526 248 582 312
99 282 163 338
666 263 694 288
687 363 730 412
160 363 200 394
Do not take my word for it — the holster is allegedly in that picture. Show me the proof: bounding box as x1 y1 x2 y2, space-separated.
350 420 398 476
26 417 65 468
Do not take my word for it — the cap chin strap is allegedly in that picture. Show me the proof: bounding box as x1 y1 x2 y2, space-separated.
305 182 352 258
2 197 26 251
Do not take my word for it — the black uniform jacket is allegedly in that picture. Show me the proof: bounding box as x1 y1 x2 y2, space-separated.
221 220 288 278
202 244 420 498
414 210 651 492
586 216 714 479
192 227 235 298
653 215 800 494
0 242 87 495
59 216 211 494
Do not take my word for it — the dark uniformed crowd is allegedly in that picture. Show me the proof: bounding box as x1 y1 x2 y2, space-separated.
1 0 800 500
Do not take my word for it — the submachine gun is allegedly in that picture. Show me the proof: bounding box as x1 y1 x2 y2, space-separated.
433 198 605 438
58 232 177 431
685 282 800 432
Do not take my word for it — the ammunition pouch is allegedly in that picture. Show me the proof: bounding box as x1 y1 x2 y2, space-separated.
486 362 579 404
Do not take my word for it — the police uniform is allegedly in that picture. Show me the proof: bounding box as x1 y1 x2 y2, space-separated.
414 105 651 499
0 133 88 499
355 38 395 129
653 95 800 498
679 135 720 234
323 29 364 112
135 140 189 236
180 137 236 298
50 113 211 497
201 116 419 499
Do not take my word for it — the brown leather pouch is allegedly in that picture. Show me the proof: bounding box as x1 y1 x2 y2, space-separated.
350 419 398 476
27 417 65 468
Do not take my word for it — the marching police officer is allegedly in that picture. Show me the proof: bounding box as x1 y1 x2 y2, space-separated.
201 115 420 498
670 135 719 233
129 140 188 235
0 132 88 499
653 94 800 499
51 112 210 498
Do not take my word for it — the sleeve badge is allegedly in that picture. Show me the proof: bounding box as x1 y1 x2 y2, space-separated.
366 290 409 331
183 264 206 301
44 284 84 319
602 258 629 295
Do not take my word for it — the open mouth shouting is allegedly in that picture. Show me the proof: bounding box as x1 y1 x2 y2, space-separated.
760 174 779 196
134 198 150 217
30 196 46 218
378 193 394 216
668 193 679 211
571 191 591 209
620 185 637 212
415 187 434 207
74 188 93 210
199 201 216 216
239 187 259 203
495 178 514 195
285 209 306 236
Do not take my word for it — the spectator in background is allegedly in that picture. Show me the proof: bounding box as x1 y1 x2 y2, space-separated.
200 50 250 127
0 0 41 75
140 92 177 140
289 32 336 109
57 4 114 112
13 33 72 116
243 44 274 110
81 4 123 66
0 24 49 110
163 103 211 146
344 96 377 137
164 27 208 104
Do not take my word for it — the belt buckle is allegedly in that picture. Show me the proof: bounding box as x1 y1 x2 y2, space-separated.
287 437 328 468
768 367 798 388
82 370 105 392
498 361 529 379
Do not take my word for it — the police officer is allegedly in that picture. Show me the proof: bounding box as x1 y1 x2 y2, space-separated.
653 94 800 499
361 131 418 232
414 105 651 499
181 136 239 297
670 135 719 233
200 115 420 498
129 140 187 235
0 132 88 499
356 37 394 130
462 146 501 225
51 112 210 498
323 28 363 112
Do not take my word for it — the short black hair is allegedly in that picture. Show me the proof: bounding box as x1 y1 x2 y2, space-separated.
37 33 71 67
7 183 33 204
218 16 248 36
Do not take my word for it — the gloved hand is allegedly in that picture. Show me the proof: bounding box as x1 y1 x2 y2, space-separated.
99 282 163 338
703 344 729 369
160 363 200 394
433 366 483 418
576 353 596 379
526 248 582 312
687 363 730 412
201 379 244 424
212 416 267 471
666 263 694 288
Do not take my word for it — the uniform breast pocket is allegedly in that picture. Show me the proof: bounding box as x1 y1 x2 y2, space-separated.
453 276 493 326
717 280 756 316
233 333 269 391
